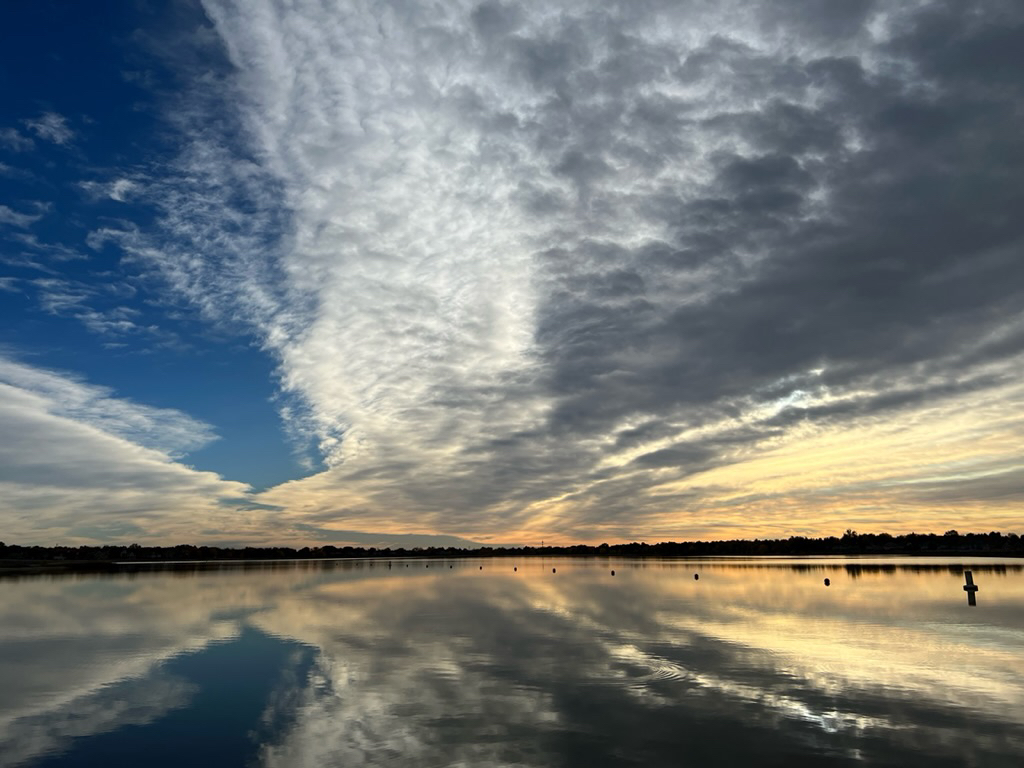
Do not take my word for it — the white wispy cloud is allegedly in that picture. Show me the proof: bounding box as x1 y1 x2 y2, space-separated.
0 127 34 152
6 232 86 262
80 178 139 203
28 277 164 340
24 111 73 146
0 204 42 229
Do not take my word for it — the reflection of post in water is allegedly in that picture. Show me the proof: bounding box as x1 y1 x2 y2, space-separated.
963 570 979 606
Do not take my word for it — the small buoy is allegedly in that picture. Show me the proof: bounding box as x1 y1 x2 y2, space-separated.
964 571 979 606
552 567 557 574
479 566 483 570
611 570 615 576
694 573 699 581
514 566 517 572
425 564 429 568
449 565 453 569
824 578 830 586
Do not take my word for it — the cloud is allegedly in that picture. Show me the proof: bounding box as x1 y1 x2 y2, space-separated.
0 357 254 543
0 128 33 152
79 178 139 203
0 163 38 183
0 205 42 229
100 0 1024 541
23 112 73 145
0 356 216 458
26 276 171 340
4 232 85 262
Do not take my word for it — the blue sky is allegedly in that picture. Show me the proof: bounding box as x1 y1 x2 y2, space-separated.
2 2 301 487
3 1 1024 547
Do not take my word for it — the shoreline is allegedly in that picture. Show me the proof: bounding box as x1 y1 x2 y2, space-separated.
3 549 1023 578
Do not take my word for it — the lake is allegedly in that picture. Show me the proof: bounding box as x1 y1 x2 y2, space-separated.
1 557 1022 767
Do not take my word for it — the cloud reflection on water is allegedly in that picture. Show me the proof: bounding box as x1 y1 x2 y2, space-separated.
0 560 1022 767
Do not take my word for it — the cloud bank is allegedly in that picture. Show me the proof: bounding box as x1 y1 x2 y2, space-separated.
84 0 1024 542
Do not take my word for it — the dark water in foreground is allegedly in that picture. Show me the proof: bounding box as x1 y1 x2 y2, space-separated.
1 557 1022 767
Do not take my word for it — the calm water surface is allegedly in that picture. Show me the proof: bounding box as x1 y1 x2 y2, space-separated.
1 557 1022 767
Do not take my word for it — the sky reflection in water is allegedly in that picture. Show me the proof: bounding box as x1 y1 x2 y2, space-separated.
1 558 1022 767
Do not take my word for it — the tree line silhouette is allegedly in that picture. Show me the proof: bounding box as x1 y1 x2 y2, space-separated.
1 529 1021 572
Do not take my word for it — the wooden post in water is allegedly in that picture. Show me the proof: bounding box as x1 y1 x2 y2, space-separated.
963 570 979 607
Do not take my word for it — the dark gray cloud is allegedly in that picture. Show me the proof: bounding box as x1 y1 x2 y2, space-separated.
459 0 1024 529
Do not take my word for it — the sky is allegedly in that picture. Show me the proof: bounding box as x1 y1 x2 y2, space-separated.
2 0 1023 548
